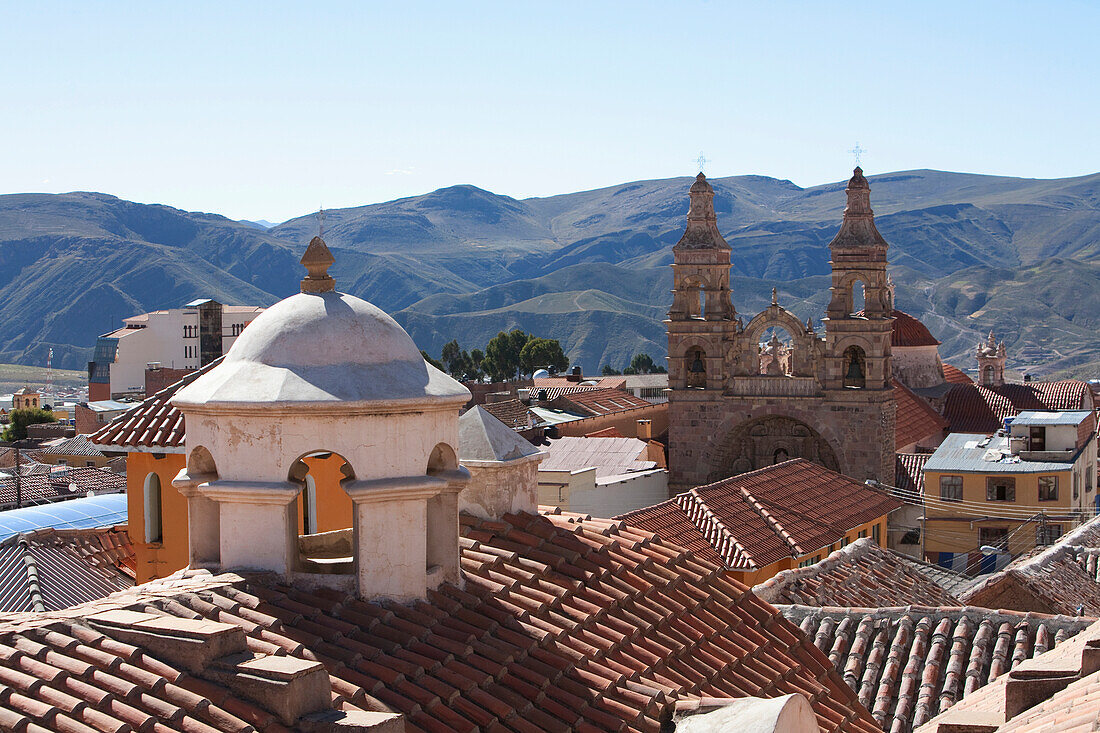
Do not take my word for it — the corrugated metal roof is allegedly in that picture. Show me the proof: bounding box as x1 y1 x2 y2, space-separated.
1009 410 1094 426
539 436 654 478
923 432 1081 474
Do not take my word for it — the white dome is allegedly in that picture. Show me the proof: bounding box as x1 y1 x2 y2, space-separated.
173 290 469 408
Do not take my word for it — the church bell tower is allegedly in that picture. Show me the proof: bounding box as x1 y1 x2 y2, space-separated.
667 173 734 391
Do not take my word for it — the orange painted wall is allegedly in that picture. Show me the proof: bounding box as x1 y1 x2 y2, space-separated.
128 452 352 583
293 453 354 534
127 452 188 584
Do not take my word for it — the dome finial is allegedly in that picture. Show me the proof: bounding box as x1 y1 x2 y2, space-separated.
301 236 336 293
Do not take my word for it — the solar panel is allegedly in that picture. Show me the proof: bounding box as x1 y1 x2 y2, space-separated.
0 495 127 541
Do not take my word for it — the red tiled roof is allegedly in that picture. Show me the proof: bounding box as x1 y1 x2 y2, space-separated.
890 310 941 347
619 459 903 571
615 500 728 567
479 398 536 431
893 379 949 450
786 605 1093 732
533 376 626 390
895 452 931 495
942 363 973 385
754 538 961 607
0 510 881 732
0 466 126 508
942 380 1094 433
90 359 221 450
551 387 652 417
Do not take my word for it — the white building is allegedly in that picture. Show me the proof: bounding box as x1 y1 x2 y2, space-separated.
88 299 264 400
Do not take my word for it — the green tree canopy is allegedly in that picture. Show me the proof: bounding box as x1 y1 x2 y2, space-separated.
601 364 623 376
421 350 445 371
482 329 529 382
1 408 57 442
519 337 569 375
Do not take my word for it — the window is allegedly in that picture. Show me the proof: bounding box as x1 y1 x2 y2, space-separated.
1038 476 1059 502
841 537 851 548
1036 524 1063 546
986 477 1016 502
144 473 163 543
940 476 963 502
978 526 1009 552
872 523 881 544
183 324 197 338
798 555 821 568
1074 472 1080 501
1029 426 1046 451
57 459 67 466
857 529 868 539
301 476 317 535
900 529 921 545
85 460 95 467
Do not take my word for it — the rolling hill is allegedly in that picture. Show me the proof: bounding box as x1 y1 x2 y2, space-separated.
1 169 1098 379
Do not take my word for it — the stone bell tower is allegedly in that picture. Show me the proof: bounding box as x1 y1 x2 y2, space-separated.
667 173 735 391
976 331 1007 386
824 167 894 391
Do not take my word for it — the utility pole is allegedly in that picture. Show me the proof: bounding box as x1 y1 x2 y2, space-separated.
13 443 21 509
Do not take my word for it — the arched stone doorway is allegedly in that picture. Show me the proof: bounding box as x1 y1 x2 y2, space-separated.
707 415 841 481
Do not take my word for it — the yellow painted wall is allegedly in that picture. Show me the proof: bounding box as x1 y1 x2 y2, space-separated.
128 451 352 583
924 470 1073 557
39 453 111 469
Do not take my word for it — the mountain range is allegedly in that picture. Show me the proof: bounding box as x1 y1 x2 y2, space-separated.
1 169 1098 379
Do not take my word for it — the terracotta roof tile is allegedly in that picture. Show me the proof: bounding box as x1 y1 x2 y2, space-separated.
478 399 536 431
857 309 941 347
941 364 973 385
894 379 949 450
0 467 126 508
942 380 1095 434
39 436 106 458
0 511 881 732
618 459 903 571
784 604 1093 732
90 359 222 450
549 388 652 417
754 538 962 607
895 453 931 495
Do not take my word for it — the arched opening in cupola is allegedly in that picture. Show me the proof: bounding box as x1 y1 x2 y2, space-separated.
288 450 356 575
426 442 459 581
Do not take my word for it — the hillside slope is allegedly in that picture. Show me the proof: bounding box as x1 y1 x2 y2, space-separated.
1 169 1097 377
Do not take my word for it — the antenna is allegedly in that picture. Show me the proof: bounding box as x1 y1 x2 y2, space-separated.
318 206 325 237
695 152 708 174
45 347 53 398
848 142 866 167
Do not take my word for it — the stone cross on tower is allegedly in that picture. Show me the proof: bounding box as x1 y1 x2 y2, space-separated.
848 143 866 167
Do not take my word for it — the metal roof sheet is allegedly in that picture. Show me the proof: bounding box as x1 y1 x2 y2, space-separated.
1009 410 1095 426
0 494 127 541
923 432 1080 474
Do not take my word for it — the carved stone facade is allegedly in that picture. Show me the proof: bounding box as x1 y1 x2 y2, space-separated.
668 169 896 493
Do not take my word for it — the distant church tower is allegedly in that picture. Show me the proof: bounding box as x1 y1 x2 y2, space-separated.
976 331 1007 386
667 169 896 494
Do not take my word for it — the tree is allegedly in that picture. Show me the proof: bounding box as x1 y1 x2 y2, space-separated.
629 353 656 374
520 337 569 375
601 364 622 376
440 340 463 375
467 349 486 381
482 329 529 382
1 408 57 442
421 350 445 371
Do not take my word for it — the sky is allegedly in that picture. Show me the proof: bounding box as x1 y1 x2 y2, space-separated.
2 1 1097 223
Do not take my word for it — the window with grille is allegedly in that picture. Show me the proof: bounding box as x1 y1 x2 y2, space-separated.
940 475 963 502
986 477 1016 502
1036 524 1063 546
978 526 1008 551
